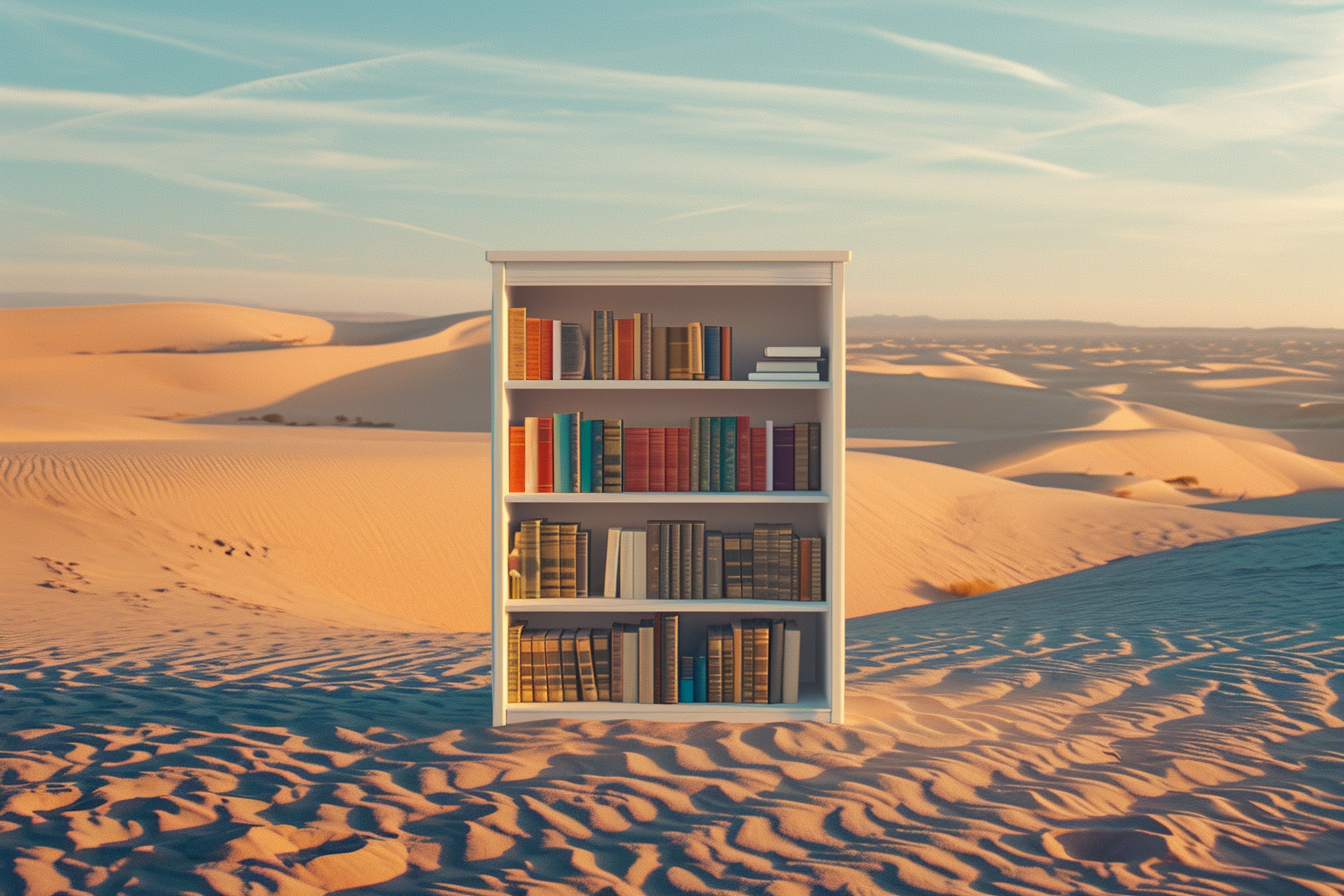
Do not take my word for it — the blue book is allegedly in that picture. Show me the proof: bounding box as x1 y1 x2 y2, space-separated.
579 419 595 492
704 326 721 381
553 413 573 493
693 653 708 702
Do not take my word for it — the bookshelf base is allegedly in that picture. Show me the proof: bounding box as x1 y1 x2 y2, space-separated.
504 686 832 724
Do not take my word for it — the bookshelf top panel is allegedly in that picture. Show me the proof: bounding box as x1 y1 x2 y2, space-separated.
487 250 850 263
505 381 829 391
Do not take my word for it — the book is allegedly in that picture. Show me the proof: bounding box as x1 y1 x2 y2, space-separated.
508 308 527 381
592 627 611 701
526 317 542 380
691 521 706 600
782 620 801 704
576 628 598 701
561 629 580 702
730 620 743 703
741 619 755 703
668 326 691 380
677 428 691 492
524 417 540 493
540 522 561 600
747 372 821 381
720 325 732 380
707 625 723 703
651 326 669 380
507 619 525 703
519 627 535 701
519 519 542 600
737 416 751 492
637 312 653 380
752 621 770 704
772 425 794 492
688 322 704 380
576 529 590 597
646 520 663 599
764 346 822 357
638 618 655 704
553 413 574 494
679 656 695 703
616 317 635 380
537 416 554 493
545 629 564 702
558 522 578 598
615 623 640 703
539 320 555 380
509 425 526 493
693 652 708 703
794 422 809 492
704 326 721 381
602 420 623 492
769 618 785 704
755 360 820 373
705 530 723 600
764 421 774 492
604 527 622 598
560 321 587 380
808 422 821 491
660 613 680 704
625 427 650 492
649 428 666 492
592 310 615 380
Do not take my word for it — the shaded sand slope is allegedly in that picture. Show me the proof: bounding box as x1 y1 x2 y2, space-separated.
0 430 490 632
2 522 1340 895
843 450 1322 616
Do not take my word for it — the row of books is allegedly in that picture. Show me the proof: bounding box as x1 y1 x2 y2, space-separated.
508 308 736 381
510 416 821 493
509 520 824 602
506 615 803 705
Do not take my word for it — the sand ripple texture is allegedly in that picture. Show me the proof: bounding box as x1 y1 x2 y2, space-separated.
3 522 1343 895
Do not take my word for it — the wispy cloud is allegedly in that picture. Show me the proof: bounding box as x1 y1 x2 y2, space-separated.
0 1 269 67
661 203 749 221
860 25 1068 90
363 217 484 247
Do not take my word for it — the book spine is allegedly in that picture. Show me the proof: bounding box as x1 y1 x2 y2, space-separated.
539 320 554 381
668 326 691 380
616 317 635 380
705 530 723 600
721 325 732 381
808 422 821 492
560 321 587 380
730 621 743 703
704 326 721 381
561 629 580 702
646 520 662 599
651 326 669 380
638 619 655 703
660 614 679 704
577 629 598 701
526 317 541 380
602 419 623 492
609 624 624 702
723 416 737 493
649 428 666 492
524 417 539 493
559 522 578 598
764 421 774 492
622 625 639 702
625 427 650 492
693 652 708 703
794 422 809 491
519 628 534 702
782 620 801 704
769 619 785 704
576 529 589 597
553 413 572 494
707 625 723 703
508 307 527 381
546 630 563 702
677 428 691 492
537 417 554 493
509 425 526 493
590 418 604 493
639 312 653 380
736 416 751 492
688 322 704 380
508 621 524 703
772 425 793 493
692 521 706 600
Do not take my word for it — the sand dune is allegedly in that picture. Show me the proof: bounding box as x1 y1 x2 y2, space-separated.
3 302 1343 893
1 522 1339 894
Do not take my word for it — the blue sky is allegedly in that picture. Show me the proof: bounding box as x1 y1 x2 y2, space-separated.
2 1 1342 326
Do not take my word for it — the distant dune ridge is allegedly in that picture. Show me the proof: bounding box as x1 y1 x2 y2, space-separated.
2 299 1343 893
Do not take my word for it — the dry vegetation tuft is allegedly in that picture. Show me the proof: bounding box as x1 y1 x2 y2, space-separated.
944 578 1000 597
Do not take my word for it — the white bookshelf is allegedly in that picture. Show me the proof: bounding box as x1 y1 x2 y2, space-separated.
489 250 848 725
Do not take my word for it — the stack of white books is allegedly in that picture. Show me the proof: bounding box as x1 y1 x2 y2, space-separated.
747 346 825 381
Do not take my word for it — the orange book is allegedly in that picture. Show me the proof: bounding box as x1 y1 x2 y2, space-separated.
615 318 635 380
509 425 526 493
508 308 527 381
525 318 542 380
539 319 554 380
720 325 732 381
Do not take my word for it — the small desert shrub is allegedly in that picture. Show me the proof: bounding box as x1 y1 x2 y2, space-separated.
1113 488 1133 498
1163 474 1200 488
943 578 999 597
261 413 287 424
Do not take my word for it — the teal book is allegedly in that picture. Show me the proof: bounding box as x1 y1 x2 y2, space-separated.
579 419 595 492
553 413 573 493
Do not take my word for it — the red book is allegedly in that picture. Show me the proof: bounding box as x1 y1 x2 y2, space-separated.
721 326 732 381
525 318 542 380
664 426 679 491
677 427 691 491
750 427 767 491
539 319 554 380
649 427 666 492
625 427 650 491
736 415 751 492
537 417 554 493
509 425 526 493
616 318 635 380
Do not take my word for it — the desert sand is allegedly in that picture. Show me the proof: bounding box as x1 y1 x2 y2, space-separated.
3 301 1343 893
